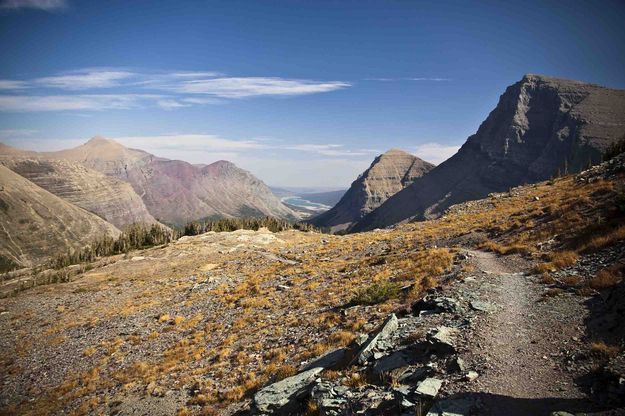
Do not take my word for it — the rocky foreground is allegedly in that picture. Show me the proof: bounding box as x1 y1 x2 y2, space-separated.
1 156 624 415
251 246 625 415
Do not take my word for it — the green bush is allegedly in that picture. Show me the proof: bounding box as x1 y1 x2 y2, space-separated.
350 281 401 305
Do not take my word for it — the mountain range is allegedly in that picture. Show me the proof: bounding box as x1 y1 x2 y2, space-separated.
2 74 625 268
325 74 625 232
0 138 298 269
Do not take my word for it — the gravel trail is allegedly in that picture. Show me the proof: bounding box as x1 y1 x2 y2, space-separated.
451 250 597 415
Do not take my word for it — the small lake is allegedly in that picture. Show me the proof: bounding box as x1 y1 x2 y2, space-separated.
281 196 331 212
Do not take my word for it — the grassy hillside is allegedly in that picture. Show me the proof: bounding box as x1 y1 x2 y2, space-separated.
1 158 623 415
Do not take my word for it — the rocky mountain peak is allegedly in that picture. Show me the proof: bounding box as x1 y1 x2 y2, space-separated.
84 135 124 148
310 149 434 232
352 75 625 232
380 148 411 157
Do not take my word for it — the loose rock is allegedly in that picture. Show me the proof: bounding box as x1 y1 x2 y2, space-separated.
253 367 324 414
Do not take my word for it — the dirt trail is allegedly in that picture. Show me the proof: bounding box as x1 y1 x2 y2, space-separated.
452 250 595 415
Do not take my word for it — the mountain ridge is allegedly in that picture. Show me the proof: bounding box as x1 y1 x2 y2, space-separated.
351 74 625 231
0 165 121 271
311 148 434 232
2 137 299 226
0 155 158 229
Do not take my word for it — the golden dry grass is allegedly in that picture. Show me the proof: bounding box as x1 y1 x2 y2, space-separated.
590 341 621 358
5 172 624 415
589 265 624 289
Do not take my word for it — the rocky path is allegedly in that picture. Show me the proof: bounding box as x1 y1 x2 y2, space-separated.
245 248 625 415
448 250 597 415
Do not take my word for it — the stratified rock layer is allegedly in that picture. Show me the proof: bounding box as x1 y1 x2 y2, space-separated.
0 165 120 270
353 74 625 231
311 149 434 232
51 137 299 226
1 158 157 229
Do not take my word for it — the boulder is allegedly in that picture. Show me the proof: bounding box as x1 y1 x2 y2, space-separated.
372 349 411 376
426 396 474 415
310 381 350 416
413 296 462 316
253 367 324 414
427 326 459 353
416 377 443 397
470 300 497 313
465 371 479 381
354 314 399 365
301 348 348 371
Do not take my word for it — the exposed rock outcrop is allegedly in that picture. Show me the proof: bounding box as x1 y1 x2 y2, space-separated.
353 74 625 231
253 367 324 414
311 149 434 232
0 165 120 271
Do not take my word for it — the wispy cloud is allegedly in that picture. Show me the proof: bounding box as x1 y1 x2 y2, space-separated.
155 99 190 110
0 0 67 11
0 80 29 90
112 134 266 152
0 128 38 137
168 77 351 98
413 142 460 164
110 134 374 158
281 143 378 157
0 94 157 112
364 77 451 82
35 70 135 90
0 69 351 111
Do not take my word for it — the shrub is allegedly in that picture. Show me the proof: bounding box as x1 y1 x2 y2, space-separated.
603 135 625 161
589 265 623 289
535 263 555 274
561 275 582 287
590 341 621 358
328 330 356 347
542 288 563 298
274 364 297 381
479 241 531 255
350 281 400 305
550 251 578 268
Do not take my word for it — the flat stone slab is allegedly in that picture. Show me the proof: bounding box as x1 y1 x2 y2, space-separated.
470 300 497 313
302 347 347 371
428 326 459 353
354 314 399 365
254 367 324 414
426 396 474 415
416 377 443 397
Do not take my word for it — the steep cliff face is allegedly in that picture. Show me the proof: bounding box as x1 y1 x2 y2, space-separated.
52 137 298 226
353 74 625 231
311 149 434 232
1 157 157 229
0 165 120 271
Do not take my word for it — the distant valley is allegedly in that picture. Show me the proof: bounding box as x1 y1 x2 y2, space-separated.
270 187 347 219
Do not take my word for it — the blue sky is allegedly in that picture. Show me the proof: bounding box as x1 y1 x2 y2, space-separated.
1 0 624 187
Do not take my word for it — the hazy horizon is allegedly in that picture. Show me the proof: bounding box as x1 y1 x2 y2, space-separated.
1 0 625 187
